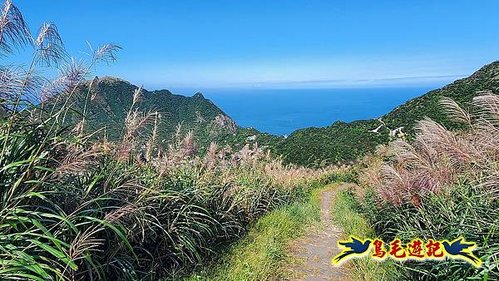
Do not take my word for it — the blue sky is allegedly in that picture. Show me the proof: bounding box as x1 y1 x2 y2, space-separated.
17 0 499 90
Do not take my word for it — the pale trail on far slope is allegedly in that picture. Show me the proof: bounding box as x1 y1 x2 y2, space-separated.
286 186 348 281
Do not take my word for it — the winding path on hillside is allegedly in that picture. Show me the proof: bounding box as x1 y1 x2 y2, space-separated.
286 186 348 281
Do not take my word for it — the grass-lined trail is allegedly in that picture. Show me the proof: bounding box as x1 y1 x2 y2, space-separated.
286 185 348 281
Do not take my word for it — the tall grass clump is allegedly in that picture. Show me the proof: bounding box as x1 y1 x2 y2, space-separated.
186 186 326 281
0 1 333 280
331 187 398 281
359 93 499 280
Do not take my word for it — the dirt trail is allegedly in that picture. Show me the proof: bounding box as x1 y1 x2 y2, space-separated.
287 186 347 281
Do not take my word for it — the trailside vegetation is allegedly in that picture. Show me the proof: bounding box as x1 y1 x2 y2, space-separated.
0 1 334 279
331 187 397 281
185 185 327 281
357 95 499 280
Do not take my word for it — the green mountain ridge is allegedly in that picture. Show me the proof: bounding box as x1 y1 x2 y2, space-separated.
383 61 499 131
65 61 499 167
62 76 276 150
275 61 499 167
81 76 224 138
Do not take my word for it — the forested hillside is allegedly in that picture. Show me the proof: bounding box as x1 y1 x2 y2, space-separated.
69 62 499 167
275 61 499 167
60 62 499 168
56 76 278 152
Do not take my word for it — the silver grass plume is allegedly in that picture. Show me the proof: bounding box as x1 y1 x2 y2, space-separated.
59 59 87 91
35 22 66 66
39 59 87 102
472 92 499 126
440 96 471 125
0 66 43 103
94 43 121 63
0 0 31 55
145 111 160 161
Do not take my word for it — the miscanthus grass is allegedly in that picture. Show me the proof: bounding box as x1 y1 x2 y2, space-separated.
358 94 499 280
0 1 336 280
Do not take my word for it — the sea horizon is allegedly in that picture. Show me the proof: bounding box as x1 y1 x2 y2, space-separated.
173 86 438 135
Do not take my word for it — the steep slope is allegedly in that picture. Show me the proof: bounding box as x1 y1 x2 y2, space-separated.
384 61 499 133
61 77 276 150
56 61 499 167
84 77 222 137
275 61 499 167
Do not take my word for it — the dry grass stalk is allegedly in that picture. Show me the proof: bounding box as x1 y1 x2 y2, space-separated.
364 93 499 207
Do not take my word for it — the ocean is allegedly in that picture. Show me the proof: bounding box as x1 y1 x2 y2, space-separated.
185 87 435 136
